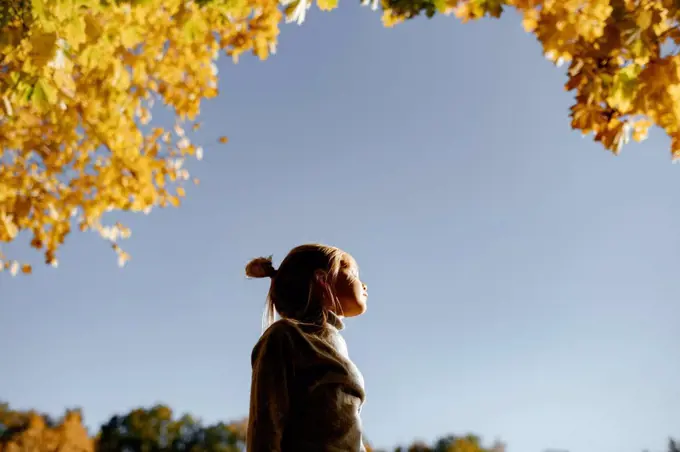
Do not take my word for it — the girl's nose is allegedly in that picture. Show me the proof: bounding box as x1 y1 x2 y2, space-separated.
362 282 367 291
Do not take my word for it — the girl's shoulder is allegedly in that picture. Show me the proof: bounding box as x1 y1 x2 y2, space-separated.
250 319 303 366
260 318 303 342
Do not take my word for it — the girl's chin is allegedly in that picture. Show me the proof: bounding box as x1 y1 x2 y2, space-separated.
344 302 367 318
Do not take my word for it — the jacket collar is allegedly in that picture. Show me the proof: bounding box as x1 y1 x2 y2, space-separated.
326 310 345 331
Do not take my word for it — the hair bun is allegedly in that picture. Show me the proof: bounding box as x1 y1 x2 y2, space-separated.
245 256 277 279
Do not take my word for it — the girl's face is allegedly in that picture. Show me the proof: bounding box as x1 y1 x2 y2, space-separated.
333 254 367 317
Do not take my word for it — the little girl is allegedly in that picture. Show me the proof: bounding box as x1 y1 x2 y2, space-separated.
245 244 369 452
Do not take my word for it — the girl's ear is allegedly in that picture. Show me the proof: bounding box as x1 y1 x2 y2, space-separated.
314 269 337 311
314 269 328 286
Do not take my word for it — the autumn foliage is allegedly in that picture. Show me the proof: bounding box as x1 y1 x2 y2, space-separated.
1 402 678 451
382 0 680 156
2 0 680 273
0 407 93 452
0 402 507 452
0 403 247 452
0 0 278 274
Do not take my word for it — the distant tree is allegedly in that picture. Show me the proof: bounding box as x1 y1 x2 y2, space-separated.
96 404 246 452
433 435 455 452
0 403 29 439
448 434 489 452
97 405 176 452
0 403 93 452
1 400 676 452
669 438 680 452
407 440 432 452
400 433 496 452
489 439 506 452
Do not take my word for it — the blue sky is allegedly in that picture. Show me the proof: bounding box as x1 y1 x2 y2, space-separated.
2 5 679 452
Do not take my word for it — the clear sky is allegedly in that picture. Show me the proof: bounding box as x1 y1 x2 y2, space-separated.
2 5 679 452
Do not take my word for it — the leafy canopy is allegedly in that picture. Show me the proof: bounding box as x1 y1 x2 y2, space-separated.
381 0 680 158
0 0 274 273
2 0 679 273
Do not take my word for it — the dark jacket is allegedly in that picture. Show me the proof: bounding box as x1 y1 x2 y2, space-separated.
246 312 366 452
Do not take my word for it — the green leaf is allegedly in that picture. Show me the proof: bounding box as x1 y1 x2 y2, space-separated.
317 0 339 11
20 83 34 103
182 15 208 41
433 0 447 14
31 79 58 110
607 64 641 113
9 72 22 87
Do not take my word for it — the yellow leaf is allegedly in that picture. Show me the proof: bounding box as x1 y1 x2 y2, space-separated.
631 119 652 142
31 0 48 21
636 8 653 31
28 30 58 68
521 8 539 32
317 0 339 11
65 16 87 48
120 26 142 48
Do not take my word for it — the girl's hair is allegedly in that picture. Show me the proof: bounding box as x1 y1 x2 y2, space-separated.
245 244 348 329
